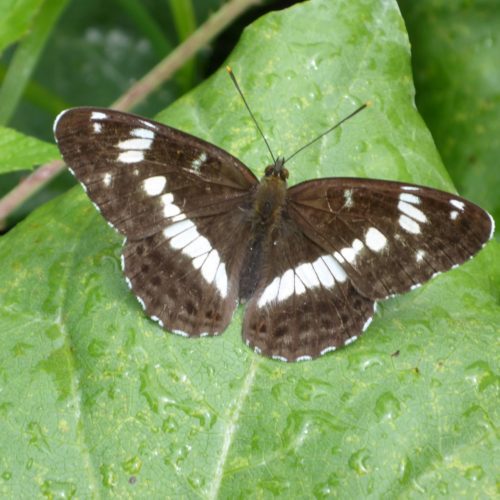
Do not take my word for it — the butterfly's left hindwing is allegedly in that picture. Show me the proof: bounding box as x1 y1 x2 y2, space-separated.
55 107 258 336
242 218 376 361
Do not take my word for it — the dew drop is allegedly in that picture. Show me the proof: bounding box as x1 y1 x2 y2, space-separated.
313 473 339 498
122 456 142 475
464 465 484 482
348 448 371 475
40 480 77 499
374 392 401 422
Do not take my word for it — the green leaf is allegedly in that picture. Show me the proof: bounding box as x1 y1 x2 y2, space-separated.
0 0 498 497
0 126 58 172
0 0 45 54
399 0 500 234
0 0 69 124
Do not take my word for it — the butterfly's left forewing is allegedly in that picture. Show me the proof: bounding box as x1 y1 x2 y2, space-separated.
55 107 258 336
288 177 494 300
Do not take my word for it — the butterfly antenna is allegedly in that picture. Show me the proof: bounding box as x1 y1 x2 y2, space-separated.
226 66 276 164
284 101 370 165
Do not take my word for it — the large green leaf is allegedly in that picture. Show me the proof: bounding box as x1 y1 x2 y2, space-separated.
0 0 498 497
399 0 500 233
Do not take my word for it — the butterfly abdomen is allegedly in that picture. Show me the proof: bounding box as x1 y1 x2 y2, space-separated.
238 174 289 301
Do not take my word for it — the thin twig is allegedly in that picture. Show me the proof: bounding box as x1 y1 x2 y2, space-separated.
0 0 261 226
0 159 65 230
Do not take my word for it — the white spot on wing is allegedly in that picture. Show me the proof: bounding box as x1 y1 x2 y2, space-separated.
401 185 419 191
143 176 166 196
399 193 420 204
191 152 207 172
140 119 158 130
340 247 356 264
362 317 372 332
170 226 199 249
131 127 155 139
163 218 194 239
294 274 306 295
117 138 153 150
333 251 345 264
161 193 182 218
136 296 146 310
272 355 288 362
172 213 187 222
398 201 427 223
258 277 280 307
365 227 387 252
399 214 421 234
277 269 295 301
320 346 336 355
183 235 212 258
192 254 207 270
450 199 465 211
103 172 112 186
91 111 107 120
201 249 220 284
352 239 364 252
172 329 189 337
415 249 426 262
118 150 144 163
340 239 364 265
344 335 358 346
215 263 228 298
344 189 354 208
296 355 312 362
312 257 335 288
450 210 459 220
322 255 347 282
295 262 320 289
93 122 102 133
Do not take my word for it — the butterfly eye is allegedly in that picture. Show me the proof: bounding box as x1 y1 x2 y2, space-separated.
280 168 289 181
264 165 274 177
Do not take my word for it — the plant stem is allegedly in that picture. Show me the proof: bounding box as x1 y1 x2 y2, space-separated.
112 0 260 111
0 0 261 226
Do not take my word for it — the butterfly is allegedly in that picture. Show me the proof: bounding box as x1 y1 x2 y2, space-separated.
53 94 494 362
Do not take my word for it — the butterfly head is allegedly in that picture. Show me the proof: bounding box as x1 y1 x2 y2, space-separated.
264 157 289 182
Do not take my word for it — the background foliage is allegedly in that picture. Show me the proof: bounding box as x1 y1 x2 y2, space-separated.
0 0 498 497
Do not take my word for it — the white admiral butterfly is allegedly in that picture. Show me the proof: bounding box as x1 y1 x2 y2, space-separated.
53 72 494 362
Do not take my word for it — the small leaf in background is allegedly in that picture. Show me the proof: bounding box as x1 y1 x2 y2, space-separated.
0 0 45 53
0 0 498 497
399 0 500 235
0 127 58 173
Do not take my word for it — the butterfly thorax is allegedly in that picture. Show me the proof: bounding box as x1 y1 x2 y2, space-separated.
253 160 288 222
239 158 289 301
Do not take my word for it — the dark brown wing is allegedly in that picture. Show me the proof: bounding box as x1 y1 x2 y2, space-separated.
242 218 376 362
287 177 494 300
54 107 258 336
54 107 258 238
